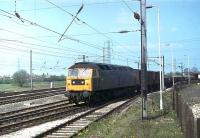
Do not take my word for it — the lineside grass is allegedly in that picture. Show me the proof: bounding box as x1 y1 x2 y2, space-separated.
0 81 65 92
76 91 183 138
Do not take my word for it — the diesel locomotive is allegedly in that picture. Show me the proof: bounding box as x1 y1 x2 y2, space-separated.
65 62 160 104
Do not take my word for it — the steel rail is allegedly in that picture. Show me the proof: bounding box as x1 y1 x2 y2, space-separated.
0 104 88 135
0 99 68 117
0 100 70 123
0 87 65 97
34 96 138 138
0 89 66 105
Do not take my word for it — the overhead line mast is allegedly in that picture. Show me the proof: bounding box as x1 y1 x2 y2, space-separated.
139 0 148 120
123 0 148 119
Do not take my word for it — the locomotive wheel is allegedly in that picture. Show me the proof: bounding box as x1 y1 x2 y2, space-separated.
74 98 79 105
75 101 79 105
84 97 90 106
68 96 73 103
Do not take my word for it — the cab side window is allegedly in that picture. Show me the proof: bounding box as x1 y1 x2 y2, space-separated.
93 69 99 77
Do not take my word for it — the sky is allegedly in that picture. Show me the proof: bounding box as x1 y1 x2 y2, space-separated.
0 0 199 76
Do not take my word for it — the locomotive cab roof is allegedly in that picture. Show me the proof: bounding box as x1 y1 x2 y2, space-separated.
68 62 134 71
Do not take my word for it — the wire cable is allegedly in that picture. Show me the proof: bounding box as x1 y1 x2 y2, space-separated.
0 9 139 63
121 0 134 13
44 0 137 55
0 28 98 56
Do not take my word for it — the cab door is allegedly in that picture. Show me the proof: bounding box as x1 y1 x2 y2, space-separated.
92 69 100 91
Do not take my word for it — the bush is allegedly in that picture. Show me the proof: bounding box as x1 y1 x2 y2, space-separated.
43 75 65 82
12 70 29 87
0 78 13 84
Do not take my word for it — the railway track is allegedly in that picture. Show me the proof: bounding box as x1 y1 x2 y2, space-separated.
0 87 65 97
0 99 69 118
0 100 88 135
0 87 66 105
34 96 138 138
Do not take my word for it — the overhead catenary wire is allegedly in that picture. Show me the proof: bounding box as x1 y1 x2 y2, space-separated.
0 44 77 59
0 8 138 60
0 43 103 62
0 60 68 71
0 9 79 42
0 40 81 58
121 0 135 13
7 0 136 12
0 0 148 73
0 13 12 18
0 40 136 63
0 8 116 52
44 0 137 56
0 11 111 53
0 50 71 71
0 50 132 71
0 38 102 57
45 0 111 40
0 28 99 56
0 2 141 63
27 30 141 38
58 3 84 42
0 28 137 61
0 43 138 66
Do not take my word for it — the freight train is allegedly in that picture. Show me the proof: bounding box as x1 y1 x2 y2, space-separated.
65 62 161 104
65 62 199 104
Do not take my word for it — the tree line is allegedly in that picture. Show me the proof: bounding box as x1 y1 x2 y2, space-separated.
0 70 66 87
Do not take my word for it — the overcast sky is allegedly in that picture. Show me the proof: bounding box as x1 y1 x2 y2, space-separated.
0 0 199 76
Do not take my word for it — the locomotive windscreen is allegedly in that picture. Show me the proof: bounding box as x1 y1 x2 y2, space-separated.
68 68 92 78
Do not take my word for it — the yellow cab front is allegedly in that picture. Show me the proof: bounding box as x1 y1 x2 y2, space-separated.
66 68 93 92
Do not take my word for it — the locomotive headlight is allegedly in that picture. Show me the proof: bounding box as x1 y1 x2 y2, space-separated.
81 81 84 84
72 81 75 84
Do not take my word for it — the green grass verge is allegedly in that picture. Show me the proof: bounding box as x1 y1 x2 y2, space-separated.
0 81 65 92
76 91 183 138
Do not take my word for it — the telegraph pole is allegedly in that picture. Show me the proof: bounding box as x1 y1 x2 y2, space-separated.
178 62 184 81
30 50 33 90
188 56 190 85
103 47 105 63
82 55 86 62
107 41 111 64
172 55 175 109
127 59 129 66
180 63 184 77
104 40 112 64
140 0 148 120
132 0 149 119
